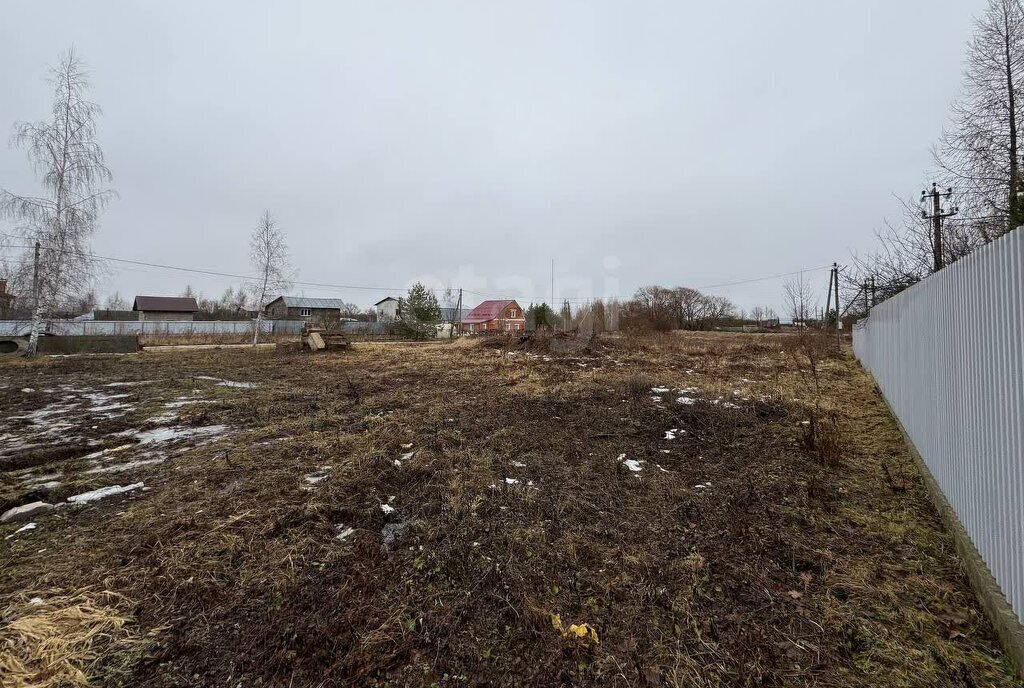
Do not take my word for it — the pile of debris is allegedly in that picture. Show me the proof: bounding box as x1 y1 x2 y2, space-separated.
279 326 350 353
483 329 596 354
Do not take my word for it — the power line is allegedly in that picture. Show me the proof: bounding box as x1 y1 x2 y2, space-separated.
2 231 832 303
695 264 832 290
463 263 832 302
0 234 409 293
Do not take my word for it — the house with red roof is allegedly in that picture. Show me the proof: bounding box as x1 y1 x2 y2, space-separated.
459 299 526 334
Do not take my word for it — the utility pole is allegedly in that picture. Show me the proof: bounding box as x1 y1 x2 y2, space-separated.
921 183 958 272
824 267 834 328
456 286 464 337
28 241 41 357
869 275 876 307
833 262 841 349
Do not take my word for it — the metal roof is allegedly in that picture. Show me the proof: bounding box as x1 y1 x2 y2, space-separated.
439 306 471 322
461 299 517 324
374 297 400 305
133 296 199 312
271 296 351 310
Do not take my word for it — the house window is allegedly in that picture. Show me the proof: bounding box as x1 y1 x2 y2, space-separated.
509 309 517 318
515 323 521 331
300 308 312 317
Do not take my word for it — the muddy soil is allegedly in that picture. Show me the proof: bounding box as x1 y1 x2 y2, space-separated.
0 334 1018 687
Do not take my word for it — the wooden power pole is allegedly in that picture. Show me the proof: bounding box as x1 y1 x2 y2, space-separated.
832 263 841 349
921 183 958 272
454 288 463 338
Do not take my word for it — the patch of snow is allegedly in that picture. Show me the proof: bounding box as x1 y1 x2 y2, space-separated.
84 392 132 404
21 471 62 485
85 457 165 474
164 398 213 408
90 403 132 413
381 503 396 515
67 483 144 504
394 451 416 468
133 425 227 444
335 524 355 540
219 380 258 389
504 477 520 485
650 387 670 394
304 467 332 484
105 381 153 387
1 502 55 523
29 597 44 605
676 396 696 405
6 522 38 539
195 375 258 389
615 453 644 473
82 444 134 460
21 388 35 393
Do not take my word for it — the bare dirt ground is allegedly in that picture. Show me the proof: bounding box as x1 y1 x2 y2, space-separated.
0 332 1018 687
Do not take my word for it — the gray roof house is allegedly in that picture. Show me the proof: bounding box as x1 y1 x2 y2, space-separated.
263 296 350 321
132 296 199 321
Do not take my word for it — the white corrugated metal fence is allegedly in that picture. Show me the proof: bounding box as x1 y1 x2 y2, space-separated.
0 319 304 336
853 228 1024 623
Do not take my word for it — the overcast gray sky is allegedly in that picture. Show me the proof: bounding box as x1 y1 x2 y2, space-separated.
0 1 985 315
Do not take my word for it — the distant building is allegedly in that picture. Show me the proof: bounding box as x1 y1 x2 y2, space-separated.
375 296 400 321
132 296 198 321
264 296 348 324
439 306 470 323
0 279 14 318
459 299 526 334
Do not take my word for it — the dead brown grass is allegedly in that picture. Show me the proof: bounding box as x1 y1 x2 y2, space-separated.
0 333 1017 687
0 591 141 688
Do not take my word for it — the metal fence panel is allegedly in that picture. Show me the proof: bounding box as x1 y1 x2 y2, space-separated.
0 319 304 336
853 228 1024 621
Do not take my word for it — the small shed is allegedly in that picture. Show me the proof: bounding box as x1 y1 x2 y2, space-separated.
264 296 348 324
374 297 401 321
132 296 199 322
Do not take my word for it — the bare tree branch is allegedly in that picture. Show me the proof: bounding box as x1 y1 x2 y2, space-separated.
0 48 115 355
249 210 293 345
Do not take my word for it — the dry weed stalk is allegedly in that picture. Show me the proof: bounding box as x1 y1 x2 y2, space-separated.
0 591 138 688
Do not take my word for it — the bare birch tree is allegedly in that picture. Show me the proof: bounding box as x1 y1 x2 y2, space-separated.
783 272 817 324
0 49 115 355
937 0 1024 239
250 211 292 344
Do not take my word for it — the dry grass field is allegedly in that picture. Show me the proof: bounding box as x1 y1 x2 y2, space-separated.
0 332 1018 687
